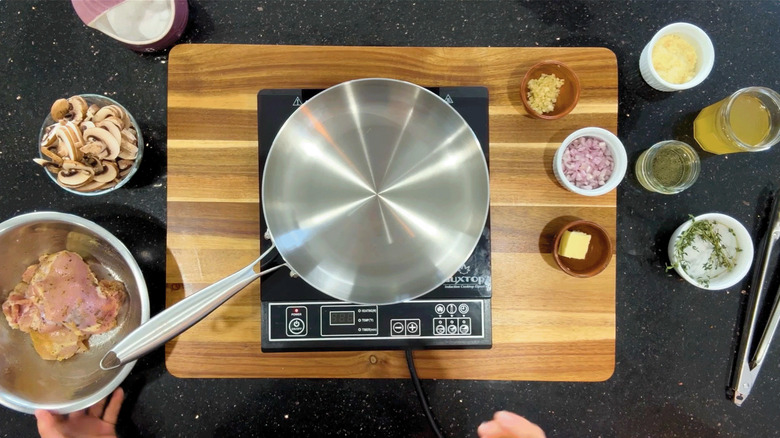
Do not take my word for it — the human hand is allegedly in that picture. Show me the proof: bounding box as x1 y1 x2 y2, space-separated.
478 411 546 438
35 387 124 438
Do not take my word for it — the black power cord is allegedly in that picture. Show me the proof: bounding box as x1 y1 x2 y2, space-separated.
406 349 445 438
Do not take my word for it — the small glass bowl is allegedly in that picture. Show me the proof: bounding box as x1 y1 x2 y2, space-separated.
552 220 613 278
520 60 581 120
635 140 700 194
37 94 143 196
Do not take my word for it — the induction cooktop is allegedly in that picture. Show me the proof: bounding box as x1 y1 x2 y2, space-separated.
257 86 492 352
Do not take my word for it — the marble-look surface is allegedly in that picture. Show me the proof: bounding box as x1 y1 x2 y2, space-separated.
1 1 779 436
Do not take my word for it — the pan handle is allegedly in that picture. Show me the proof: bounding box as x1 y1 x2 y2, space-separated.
100 244 286 370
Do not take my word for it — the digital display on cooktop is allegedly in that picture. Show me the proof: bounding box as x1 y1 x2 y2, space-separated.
329 310 355 326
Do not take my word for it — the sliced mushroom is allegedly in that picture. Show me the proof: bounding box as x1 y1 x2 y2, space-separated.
61 159 95 173
71 180 106 192
33 158 61 174
121 111 131 129
50 99 70 120
40 123 60 147
86 104 100 121
80 141 106 157
40 146 64 165
117 159 134 170
55 142 69 159
68 96 88 124
55 121 84 161
118 140 138 160
93 105 123 124
97 120 122 143
117 151 137 160
100 116 123 130
82 153 104 174
83 127 120 161
80 121 96 131
93 162 118 183
57 169 92 187
120 128 136 144
75 179 117 192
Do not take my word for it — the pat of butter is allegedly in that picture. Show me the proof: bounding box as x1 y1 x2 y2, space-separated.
558 230 591 260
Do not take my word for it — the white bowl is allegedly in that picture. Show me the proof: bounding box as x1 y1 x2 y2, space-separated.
667 213 754 290
71 0 189 52
553 127 628 196
639 22 715 92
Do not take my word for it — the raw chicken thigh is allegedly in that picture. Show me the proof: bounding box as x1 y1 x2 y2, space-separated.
2 250 125 360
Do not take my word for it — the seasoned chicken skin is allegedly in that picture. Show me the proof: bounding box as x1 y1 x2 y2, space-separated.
2 250 126 361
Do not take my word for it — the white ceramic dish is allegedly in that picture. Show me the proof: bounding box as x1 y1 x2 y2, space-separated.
667 213 754 290
639 22 715 92
552 127 627 197
71 0 189 52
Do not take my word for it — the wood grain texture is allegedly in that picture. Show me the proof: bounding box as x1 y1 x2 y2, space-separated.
166 45 617 380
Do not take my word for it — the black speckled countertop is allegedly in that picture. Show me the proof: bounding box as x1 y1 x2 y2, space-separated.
1 1 780 437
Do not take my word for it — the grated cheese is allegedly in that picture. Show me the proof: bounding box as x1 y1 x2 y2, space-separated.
527 73 564 114
652 34 697 84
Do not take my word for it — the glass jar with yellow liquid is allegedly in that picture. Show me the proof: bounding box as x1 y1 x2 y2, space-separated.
693 87 780 154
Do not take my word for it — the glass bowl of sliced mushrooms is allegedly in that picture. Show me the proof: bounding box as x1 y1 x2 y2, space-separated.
36 94 143 195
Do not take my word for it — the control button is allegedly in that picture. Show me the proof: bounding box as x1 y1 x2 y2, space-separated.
446 303 457 314
447 324 458 334
285 306 307 336
406 320 420 335
433 318 446 335
458 303 469 314
458 318 471 335
288 318 306 335
435 304 446 314
391 320 405 335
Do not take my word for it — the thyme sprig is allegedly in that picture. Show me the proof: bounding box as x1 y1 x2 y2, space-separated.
666 215 741 287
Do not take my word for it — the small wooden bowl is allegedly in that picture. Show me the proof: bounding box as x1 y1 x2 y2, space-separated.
520 60 581 120
552 220 613 278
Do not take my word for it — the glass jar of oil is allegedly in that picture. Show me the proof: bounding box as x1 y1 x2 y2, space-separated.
693 87 780 154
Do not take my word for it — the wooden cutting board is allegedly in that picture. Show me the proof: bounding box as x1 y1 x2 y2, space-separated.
166 45 617 380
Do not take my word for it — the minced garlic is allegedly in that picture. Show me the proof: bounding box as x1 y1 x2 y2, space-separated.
652 34 697 84
527 73 564 114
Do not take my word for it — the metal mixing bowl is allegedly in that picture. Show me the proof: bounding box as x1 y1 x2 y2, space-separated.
0 212 149 414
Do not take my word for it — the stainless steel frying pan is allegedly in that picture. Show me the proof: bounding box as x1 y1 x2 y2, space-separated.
101 78 489 370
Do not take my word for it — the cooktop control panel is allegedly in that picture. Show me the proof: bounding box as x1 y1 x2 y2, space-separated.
262 299 490 351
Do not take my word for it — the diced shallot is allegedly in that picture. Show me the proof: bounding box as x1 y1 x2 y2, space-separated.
561 136 614 189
